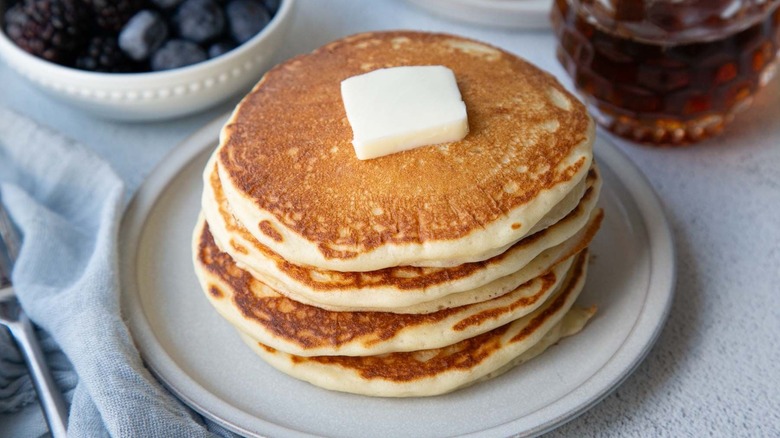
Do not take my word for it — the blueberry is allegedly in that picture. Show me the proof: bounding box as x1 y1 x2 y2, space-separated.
151 39 207 70
150 0 185 8
173 0 225 44
208 40 237 58
261 0 279 14
118 10 168 61
226 0 270 44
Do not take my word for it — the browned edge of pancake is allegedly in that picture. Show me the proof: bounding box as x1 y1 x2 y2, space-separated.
208 163 599 294
196 218 590 354
250 250 591 383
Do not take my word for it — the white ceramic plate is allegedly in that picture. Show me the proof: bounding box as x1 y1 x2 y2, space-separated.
405 0 552 29
120 114 675 437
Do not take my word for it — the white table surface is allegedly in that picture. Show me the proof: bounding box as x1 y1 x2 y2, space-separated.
1 0 779 436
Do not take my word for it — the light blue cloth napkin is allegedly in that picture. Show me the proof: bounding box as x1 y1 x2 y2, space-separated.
0 108 237 437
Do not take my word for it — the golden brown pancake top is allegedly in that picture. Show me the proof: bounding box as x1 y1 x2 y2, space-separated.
218 31 591 256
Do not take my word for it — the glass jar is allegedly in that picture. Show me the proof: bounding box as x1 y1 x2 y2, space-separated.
551 0 780 145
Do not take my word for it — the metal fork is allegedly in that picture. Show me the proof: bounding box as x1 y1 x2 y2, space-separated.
0 201 69 438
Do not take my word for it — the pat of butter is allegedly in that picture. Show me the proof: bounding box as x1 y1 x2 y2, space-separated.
341 65 469 160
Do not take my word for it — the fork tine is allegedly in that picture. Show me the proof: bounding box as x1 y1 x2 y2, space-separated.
0 201 20 264
0 201 18 293
0 237 10 286
0 201 69 437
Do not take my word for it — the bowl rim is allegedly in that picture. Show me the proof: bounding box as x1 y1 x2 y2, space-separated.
0 0 295 82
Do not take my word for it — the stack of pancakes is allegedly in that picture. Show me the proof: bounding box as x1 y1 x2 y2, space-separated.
192 31 603 397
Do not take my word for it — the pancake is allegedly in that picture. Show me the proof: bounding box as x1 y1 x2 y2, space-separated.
203 150 603 311
191 30 604 399
201 208 602 315
216 31 594 272
194 216 587 356
237 252 594 397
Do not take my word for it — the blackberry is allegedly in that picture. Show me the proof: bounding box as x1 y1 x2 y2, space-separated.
3 0 91 64
173 0 225 43
225 0 270 44
75 36 136 72
82 0 145 32
151 39 206 71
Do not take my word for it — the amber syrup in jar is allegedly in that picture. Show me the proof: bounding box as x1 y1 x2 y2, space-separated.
552 0 780 145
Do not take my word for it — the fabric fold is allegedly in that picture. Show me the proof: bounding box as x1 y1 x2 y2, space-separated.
0 108 231 437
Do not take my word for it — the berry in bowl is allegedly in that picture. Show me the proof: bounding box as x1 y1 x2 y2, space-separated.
0 0 294 120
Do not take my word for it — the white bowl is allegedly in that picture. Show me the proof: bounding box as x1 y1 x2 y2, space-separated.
0 0 295 121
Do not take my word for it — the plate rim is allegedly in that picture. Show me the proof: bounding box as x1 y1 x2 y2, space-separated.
404 0 553 30
120 114 675 438
506 133 677 437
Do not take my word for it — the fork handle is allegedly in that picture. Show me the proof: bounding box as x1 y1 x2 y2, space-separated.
9 313 69 438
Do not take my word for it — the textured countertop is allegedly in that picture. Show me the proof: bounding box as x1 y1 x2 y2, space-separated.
1 0 779 436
